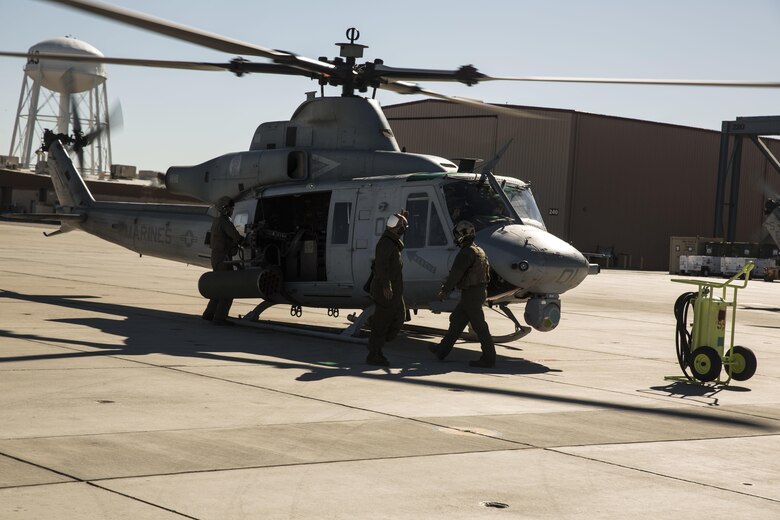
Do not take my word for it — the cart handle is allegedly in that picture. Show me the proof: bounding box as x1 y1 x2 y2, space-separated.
672 261 755 289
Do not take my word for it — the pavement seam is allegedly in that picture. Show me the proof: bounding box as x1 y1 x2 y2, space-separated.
0 269 204 300
545 446 780 504
0 450 198 518
525 375 780 424
84 481 200 519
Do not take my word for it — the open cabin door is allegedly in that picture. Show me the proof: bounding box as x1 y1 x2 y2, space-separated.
351 188 376 298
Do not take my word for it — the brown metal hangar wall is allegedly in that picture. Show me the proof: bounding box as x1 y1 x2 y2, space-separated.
569 115 780 269
383 100 575 239
568 115 722 270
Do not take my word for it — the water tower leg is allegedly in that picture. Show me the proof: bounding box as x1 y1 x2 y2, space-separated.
21 80 41 169
9 75 29 158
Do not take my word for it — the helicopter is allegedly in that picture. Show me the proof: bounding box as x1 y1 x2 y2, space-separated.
4 0 775 343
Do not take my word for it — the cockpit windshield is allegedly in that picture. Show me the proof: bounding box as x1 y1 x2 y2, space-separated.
502 179 547 231
441 176 547 232
442 178 514 231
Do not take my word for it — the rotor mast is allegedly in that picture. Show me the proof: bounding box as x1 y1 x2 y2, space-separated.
332 27 367 97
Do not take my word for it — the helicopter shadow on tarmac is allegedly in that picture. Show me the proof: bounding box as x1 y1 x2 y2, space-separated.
0 289 555 382
2 289 773 429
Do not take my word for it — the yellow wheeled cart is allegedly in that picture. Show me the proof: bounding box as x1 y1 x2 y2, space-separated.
668 262 757 385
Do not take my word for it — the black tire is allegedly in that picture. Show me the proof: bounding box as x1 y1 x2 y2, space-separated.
690 346 722 382
701 267 710 277
730 346 757 381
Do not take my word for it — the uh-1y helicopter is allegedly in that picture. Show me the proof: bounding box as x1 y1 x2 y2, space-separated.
4 0 776 343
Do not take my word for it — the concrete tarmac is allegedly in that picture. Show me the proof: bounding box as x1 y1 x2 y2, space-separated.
1 221 779 519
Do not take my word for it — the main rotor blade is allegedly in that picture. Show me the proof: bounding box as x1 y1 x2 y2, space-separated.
0 50 225 71
43 0 335 77
381 81 550 119
482 75 780 89
371 63 484 84
0 50 314 77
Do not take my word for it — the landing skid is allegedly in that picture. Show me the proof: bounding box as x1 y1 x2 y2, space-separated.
235 301 530 345
490 303 533 343
237 301 370 344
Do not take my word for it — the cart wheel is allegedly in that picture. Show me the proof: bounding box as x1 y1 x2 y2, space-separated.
690 346 722 382
730 346 757 381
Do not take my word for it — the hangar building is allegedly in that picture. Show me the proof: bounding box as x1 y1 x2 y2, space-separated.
383 100 780 271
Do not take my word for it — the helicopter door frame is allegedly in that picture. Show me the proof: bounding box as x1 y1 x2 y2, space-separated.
326 189 357 283
399 185 456 305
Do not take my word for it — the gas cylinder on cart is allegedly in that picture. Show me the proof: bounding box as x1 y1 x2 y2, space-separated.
691 296 728 356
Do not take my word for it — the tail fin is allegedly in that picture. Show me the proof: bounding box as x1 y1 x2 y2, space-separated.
47 141 95 208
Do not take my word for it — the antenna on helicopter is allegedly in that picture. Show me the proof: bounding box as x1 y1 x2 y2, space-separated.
337 28 367 59
333 28 368 97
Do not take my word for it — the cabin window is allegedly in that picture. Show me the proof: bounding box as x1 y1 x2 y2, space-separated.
404 193 448 248
428 203 447 246
331 202 352 244
404 196 429 249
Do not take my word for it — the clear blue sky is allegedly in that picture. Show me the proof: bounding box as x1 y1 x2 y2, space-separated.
0 0 778 172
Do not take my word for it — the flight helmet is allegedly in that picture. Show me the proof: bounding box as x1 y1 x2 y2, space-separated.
386 212 408 233
215 196 235 215
453 220 476 246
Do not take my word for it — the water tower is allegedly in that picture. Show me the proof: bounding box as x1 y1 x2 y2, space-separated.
8 36 112 175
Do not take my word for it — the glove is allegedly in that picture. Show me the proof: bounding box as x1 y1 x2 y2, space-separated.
383 287 393 300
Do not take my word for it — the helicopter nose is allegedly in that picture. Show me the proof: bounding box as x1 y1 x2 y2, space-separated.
477 224 590 295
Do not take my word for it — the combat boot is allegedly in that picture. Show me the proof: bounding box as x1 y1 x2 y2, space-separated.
469 358 495 368
366 352 390 367
428 345 447 361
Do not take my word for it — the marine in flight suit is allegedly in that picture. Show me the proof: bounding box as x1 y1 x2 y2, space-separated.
431 220 496 368
367 212 408 367
202 196 244 326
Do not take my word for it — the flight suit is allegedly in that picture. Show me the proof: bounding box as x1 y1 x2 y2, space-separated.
433 239 495 365
202 213 244 324
368 229 405 362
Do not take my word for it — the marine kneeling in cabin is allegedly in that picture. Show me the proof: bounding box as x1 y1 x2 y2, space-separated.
202 196 245 326
430 220 496 368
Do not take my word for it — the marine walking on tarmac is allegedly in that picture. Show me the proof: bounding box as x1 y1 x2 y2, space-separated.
366 211 408 367
202 196 245 326
430 220 496 368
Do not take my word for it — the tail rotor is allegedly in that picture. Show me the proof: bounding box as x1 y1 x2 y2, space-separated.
68 99 123 173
